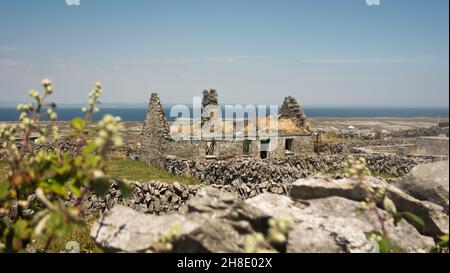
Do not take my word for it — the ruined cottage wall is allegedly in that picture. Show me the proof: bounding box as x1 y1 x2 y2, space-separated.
159 140 203 161
154 139 257 161
139 93 172 164
269 138 286 158
167 136 314 161
215 141 247 159
291 136 315 154
141 138 256 164
141 134 315 164
256 136 314 158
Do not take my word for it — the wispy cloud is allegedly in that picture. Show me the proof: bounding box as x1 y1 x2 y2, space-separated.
0 46 19 51
51 63 80 70
118 56 269 66
205 56 269 64
299 58 420 64
0 59 32 68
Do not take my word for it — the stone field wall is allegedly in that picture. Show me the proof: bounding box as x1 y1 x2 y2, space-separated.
148 153 443 186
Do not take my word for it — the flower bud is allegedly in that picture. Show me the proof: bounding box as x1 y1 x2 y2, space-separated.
41 79 52 87
29 90 40 98
45 85 54 94
92 170 106 179
50 112 58 121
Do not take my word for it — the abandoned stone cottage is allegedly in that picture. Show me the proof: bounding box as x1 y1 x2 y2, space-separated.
139 90 314 164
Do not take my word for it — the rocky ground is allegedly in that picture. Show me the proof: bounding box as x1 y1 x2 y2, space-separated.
90 161 448 253
61 160 447 253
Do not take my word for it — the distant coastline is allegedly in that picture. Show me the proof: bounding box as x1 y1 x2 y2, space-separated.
0 106 448 122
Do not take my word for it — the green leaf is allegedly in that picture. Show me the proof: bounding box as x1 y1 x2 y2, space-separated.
45 211 69 238
13 220 30 240
92 179 110 197
437 234 449 248
50 181 68 198
378 236 392 253
55 223 69 238
69 179 82 197
116 180 133 199
0 180 10 201
71 117 85 132
82 142 97 156
84 155 102 168
365 231 405 253
378 236 404 253
400 212 425 227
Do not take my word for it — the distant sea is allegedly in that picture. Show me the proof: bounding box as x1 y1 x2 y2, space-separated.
0 107 448 122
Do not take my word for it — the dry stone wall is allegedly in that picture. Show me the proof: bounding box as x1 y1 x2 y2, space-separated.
321 126 441 141
63 180 198 218
155 153 442 186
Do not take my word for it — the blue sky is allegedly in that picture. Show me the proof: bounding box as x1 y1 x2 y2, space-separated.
0 0 448 106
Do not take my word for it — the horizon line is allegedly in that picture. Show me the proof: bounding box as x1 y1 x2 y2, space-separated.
0 102 449 109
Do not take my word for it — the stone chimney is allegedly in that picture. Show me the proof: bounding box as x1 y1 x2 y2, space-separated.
141 93 170 139
202 89 219 108
202 89 219 126
280 96 307 128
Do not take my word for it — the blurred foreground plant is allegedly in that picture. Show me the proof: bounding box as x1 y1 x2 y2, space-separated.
344 155 425 253
244 216 294 253
431 234 449 253
0 79 129 252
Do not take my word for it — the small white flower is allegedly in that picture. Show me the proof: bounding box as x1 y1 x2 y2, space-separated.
29 90 40 98
35 136 46 144
45 85 54 94
112 136 123 147
98 130 109 139
92 170 106 179
41 79 52 87
94 137 106 147
50 112 58 121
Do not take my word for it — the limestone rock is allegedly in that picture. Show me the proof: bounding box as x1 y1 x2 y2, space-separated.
91 187 257 253
394 161 449 212
246 194 433 253
290 177 449 237
92 185 435 253
90 205 198 252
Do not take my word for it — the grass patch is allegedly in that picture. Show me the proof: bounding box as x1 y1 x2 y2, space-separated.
0 159 199 185
32 219 101 253
106 158 198 185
